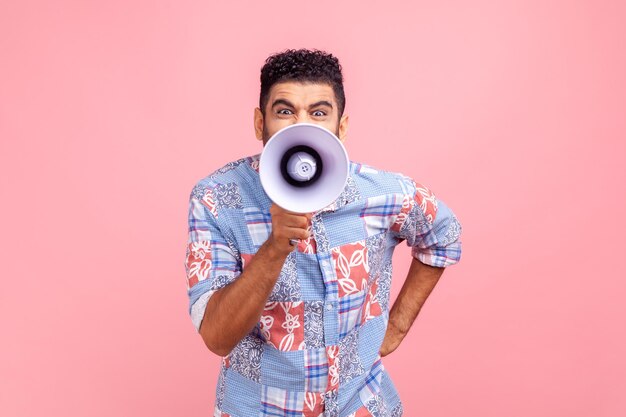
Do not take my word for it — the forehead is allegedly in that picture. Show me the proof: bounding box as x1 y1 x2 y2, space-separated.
267 81 336 106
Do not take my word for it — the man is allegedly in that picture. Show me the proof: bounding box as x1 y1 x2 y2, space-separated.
185 49 462 417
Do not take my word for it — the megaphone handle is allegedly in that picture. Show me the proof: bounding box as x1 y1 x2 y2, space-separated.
289 239 299 246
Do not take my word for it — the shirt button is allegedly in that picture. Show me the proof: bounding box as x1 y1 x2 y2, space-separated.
326 303 334 311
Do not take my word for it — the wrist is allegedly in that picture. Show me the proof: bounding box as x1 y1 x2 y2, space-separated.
387 317 410 337
263 234 293 259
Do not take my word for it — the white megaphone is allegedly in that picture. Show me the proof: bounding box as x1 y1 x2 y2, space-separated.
259 123 349 214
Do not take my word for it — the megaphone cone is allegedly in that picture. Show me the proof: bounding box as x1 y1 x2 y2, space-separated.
259 123 349 214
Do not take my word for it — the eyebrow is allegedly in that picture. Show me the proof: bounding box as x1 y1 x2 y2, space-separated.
271 99 334 110
310 100 333 109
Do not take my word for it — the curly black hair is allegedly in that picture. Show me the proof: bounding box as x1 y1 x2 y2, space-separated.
259 49 345 118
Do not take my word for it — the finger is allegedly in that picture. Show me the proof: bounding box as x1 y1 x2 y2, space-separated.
276 214 310 229
283 227 310 241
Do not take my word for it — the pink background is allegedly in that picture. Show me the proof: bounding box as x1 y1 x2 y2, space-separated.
2 1 625 416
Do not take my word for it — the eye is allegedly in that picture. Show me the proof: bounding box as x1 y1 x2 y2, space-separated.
277 109 293 115
312 110 326 117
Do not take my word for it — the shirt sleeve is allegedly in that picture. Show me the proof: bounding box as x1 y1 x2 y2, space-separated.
391 176 462 268
185 182 241 333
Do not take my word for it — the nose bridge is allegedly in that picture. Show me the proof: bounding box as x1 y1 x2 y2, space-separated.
297 108 311 123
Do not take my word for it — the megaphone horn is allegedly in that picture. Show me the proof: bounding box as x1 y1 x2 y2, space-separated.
259 123 349 214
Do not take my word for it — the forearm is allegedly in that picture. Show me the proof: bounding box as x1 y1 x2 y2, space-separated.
389 258 444 331
380 257 445 356
200 240 288 356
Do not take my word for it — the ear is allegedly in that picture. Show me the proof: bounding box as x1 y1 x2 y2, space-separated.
253 107 264 141
338 113 349 143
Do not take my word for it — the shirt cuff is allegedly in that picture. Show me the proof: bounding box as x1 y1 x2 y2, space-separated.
190 289 216 333
411 240 462 268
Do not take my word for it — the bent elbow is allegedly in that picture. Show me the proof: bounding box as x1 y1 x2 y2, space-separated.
200 323 233 357
207 339 231 357
208 344 231 357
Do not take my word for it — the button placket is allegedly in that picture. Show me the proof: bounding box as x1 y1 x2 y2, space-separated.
312 216 339 346
318 251 338 345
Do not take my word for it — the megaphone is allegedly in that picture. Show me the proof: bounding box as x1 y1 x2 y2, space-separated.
259 123 349 214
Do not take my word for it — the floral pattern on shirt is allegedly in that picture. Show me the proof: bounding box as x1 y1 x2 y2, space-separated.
338 330 364 384
414 182 438 224
361 279 382 324
376 260 393 312
303 391 324 417
304 301 325 349
365 234 385 285
326 345 340 391
185 241 212 289
228 334 263 383
332 240 370 297
269 252 301 302
201 187 219 218
260 301 305 351
214 182 243 209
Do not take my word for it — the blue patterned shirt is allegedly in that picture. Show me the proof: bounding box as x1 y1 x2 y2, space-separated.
185 154 462 417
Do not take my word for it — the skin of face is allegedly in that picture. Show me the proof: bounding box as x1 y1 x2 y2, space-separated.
254 81 349 145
